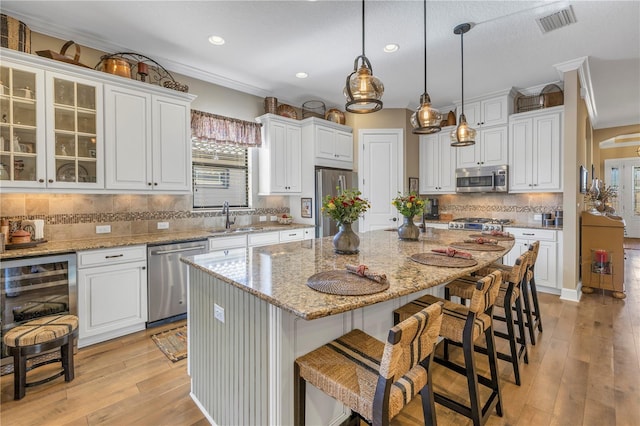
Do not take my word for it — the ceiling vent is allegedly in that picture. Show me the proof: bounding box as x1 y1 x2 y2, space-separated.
537 5 577 33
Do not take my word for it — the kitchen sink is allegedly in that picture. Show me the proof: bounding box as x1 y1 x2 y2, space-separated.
209 226 263 234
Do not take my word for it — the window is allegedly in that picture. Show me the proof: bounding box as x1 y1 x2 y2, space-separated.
192 142 248 209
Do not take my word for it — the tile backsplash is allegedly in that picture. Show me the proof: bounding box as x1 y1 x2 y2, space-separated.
0 193 288 242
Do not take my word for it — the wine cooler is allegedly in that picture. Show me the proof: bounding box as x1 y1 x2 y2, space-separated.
1 253 77 367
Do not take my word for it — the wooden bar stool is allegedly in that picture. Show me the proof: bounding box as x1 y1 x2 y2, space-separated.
393 271 503 426
446 252 531 385
3 314 79 400
294 302 443 426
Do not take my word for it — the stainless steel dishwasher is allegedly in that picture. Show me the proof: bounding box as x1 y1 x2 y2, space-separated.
147 239 208 326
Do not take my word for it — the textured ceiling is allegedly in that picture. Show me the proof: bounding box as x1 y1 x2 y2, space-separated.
3 0 639 129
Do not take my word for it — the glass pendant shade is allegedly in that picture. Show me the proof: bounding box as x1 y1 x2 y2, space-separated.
450 113 476 146
411 93 442 134
411 0 441 135
344 56 384 113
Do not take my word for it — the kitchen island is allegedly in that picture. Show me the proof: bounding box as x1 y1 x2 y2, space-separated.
181 229 513 425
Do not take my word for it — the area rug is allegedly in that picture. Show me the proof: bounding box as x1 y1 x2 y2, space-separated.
624 238 640 250
151 325 188 362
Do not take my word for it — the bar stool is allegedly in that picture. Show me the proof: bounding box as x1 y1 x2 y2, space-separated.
3 314 79 400
393 271 503 426
445 251 531 386
294 302 443 426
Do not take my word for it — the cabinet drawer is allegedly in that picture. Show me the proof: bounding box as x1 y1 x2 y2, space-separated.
303 227 315 240
248 231 280 247
280 228 304 242
504 227 556 242
208 235 247 251
78 245 146 268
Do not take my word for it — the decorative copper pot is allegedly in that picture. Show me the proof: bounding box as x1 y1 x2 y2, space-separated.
102 58 131 78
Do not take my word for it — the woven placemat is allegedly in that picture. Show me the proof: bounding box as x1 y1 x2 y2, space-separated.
307 271 389 296
450 242 505 251
410 253 478 268
469 233 515 241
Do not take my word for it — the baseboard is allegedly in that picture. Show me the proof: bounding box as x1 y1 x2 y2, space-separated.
560 284 582 302
191 392 217 425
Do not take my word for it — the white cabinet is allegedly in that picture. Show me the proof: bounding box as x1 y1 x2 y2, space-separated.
256 114 301 194
503 227 561 292
105 87 191 192
302 118 353 170
419 130 456 194
248 231 279 247
77 245 147 347
209 234 247 251
279 228 304 242
456 92 512 129
456 126 508 168
509 107 563 192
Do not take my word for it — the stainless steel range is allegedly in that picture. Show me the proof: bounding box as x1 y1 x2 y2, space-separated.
448 217 513 232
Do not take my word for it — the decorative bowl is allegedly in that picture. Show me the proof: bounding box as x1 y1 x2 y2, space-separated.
278 216 293 225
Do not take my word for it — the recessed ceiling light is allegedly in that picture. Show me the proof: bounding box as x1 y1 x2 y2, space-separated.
383 44 399 53
208 35 225 45
296 72 308 79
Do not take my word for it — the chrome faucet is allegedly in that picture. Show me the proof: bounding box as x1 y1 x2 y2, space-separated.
222 201 235 229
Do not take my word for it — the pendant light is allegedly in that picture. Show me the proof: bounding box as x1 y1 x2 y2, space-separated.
450 23 476 147
344 0 384 114
410 0 441 134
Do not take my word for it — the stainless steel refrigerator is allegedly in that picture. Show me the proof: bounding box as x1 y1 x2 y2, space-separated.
315 168 358 238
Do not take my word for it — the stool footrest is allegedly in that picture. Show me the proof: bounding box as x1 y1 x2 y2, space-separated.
26 368 65 388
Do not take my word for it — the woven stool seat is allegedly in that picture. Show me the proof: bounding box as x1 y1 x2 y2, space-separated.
393 271 504 426
3 314 78 400
295 303 443 426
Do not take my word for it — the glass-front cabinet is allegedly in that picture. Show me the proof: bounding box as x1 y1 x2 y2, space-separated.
0 62 45 188
46 72 103 188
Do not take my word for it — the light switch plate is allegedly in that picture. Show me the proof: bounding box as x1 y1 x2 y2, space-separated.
533 214 542 221
96 225 111 234
259 216 267 222
157 222 169 229
214 303 225 323
270 215 277 221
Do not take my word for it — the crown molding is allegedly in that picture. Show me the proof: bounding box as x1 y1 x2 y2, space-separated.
554 56 597 127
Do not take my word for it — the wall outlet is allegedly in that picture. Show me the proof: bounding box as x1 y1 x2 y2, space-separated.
157 221 169 229
96 225 111 234
270 215 277 221
259 216 267 222
533 214 542 221
214 303 225 323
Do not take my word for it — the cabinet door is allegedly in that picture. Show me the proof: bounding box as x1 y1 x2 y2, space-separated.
77 260 147 343
480 126 508 166
314 126 335 160
481 96 509 127
462 101 481 128
534 240 557 288
419 134 439 193
0 61 46 188
46 72 103 189
104 85 151 190
532 112 561 191
284 124 301 193
152 95 191 191
456 139 480 168
509 118 533 192
438 132 457 192
334 130 353 163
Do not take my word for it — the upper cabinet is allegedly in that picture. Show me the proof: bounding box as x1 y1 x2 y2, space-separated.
301 118 353 170
256 113 302 195
508 106 563 193
455 126 508 168
455 91 513 128
419 129 457 194
0 48 195 193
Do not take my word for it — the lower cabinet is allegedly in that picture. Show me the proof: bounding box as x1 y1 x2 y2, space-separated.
503 227 562 293
77 245 148 347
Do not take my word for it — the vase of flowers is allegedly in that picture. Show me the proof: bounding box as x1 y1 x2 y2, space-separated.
321 188 370 254
391 192 425 241
585 179 617 214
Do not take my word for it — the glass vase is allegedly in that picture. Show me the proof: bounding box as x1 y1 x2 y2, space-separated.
398 216 419 240
333 222 360 254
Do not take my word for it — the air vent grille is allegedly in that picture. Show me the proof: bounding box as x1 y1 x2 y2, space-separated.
537 6 577 33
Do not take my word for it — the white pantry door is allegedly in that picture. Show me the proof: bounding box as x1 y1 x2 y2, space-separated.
605 158 640 238
358 129 404 232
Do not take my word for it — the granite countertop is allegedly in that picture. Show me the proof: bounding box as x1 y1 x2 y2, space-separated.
0 223 312 260
182 228 514 320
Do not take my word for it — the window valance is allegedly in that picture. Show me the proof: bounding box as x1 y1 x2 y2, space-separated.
191 110 262 147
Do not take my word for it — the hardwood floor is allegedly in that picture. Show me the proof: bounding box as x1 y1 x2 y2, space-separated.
2 249 639 425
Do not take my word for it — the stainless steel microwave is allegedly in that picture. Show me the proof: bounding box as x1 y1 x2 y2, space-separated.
455 165 508 193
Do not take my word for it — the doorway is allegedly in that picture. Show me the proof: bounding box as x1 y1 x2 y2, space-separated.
358 129 404 232
605 158 640 237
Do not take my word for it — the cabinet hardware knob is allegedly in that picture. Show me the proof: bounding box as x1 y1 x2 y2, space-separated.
142 266 146 270
105 254 124 258
38 179 44 183
154 182 158 186
391 217 397 222
148 182 152 186
48 179 54 183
